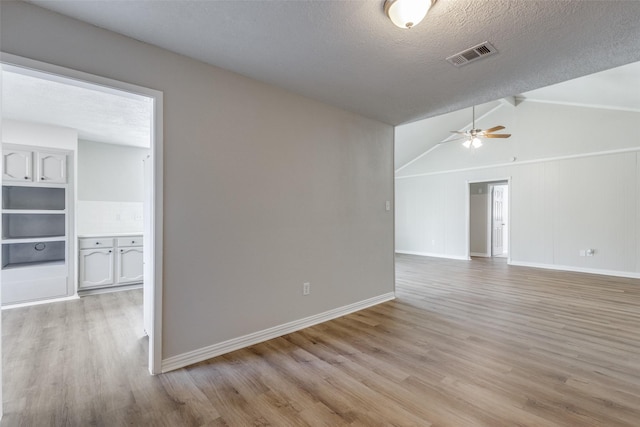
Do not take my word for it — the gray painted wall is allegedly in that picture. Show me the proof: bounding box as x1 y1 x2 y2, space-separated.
77 139 148 202
1 2 395 359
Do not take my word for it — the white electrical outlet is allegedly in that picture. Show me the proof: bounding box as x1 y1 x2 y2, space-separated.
586 249 595 257
385 201 391 211
579 250 586 257
303 282 311 296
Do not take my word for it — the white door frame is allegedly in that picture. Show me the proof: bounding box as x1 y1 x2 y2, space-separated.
465 177 511 263
0 52 164 375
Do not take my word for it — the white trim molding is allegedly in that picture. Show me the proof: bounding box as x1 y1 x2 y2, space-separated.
1 294 80 310
515 97 640 113
161 292 396 373
508 260 640 280
470 252 490 257
395 250 469 261
395 146 640 180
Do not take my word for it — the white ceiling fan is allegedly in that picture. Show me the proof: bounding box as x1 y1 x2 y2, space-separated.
449 105 511 148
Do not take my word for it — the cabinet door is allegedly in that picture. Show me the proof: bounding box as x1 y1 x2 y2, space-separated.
79 249 114 289
3 149 33 182
116 247 144 284
37 152 67 184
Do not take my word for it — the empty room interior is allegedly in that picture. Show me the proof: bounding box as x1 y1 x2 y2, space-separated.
1 1 639 426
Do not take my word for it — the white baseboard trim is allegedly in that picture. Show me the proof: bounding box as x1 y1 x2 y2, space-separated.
508 260 640 279
1 294 80 310
161 292 396 373
470 252 490 257
395 250 469 261
77 283 142 297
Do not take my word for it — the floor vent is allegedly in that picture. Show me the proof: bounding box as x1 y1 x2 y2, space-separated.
446 42 497 67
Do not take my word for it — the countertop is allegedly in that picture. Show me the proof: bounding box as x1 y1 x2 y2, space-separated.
77 232 143 238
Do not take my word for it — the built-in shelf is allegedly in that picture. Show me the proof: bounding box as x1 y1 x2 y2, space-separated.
2 240 66 269
2 213 66 240
2 145 72 306
2 259 66 270
2 210 66 215
3 186 65 210
2 236 68 244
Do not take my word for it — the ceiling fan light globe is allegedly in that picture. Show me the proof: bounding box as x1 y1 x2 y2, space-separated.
385 0 433 29
471 137 483 148
462 139 472 149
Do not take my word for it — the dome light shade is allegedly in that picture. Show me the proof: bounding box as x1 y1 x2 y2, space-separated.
384 0 435 29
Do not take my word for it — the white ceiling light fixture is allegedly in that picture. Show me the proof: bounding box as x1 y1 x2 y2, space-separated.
384 0 437 29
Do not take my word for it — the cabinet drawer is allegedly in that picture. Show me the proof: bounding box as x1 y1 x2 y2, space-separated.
79 238 114 249
117 236 143 247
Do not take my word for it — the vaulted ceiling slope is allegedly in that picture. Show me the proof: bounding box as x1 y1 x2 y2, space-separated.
394 61 640 170
22 0 640 125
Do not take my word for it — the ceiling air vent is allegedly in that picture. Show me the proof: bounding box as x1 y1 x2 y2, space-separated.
446 42 497 67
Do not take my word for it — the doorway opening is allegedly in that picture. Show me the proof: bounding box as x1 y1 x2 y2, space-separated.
0 54 163 374
468 179 510 260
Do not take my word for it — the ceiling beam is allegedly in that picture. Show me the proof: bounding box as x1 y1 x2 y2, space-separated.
500 96 517 107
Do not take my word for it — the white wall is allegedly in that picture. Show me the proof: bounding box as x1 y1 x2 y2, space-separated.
396 101 640 277
77 140 148 202
77 140 147 234
2 118 77 151
0 2 394 362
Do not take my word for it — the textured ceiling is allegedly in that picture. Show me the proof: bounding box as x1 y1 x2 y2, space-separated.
394 61 640 170
25 0 640 126
1 68 152 147
519 61 640 112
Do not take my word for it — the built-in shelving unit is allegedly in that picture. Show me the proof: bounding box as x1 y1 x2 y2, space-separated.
2 144 72 305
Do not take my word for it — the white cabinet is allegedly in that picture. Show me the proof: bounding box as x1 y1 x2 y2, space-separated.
79 248 114 288
37 152 67 184
2 148 33 182
117 247 144 284
2 147 67 184
2 145 72 306
78 235 143 292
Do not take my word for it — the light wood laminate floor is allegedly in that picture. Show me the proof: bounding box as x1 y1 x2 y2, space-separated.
3 255 640 426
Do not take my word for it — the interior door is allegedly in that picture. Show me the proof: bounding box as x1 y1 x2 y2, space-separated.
491 185 507 256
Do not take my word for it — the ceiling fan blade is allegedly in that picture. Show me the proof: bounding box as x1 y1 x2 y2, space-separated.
484 125 505 133
450 130 469 135
484 133 511 138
